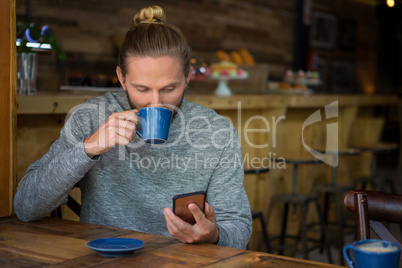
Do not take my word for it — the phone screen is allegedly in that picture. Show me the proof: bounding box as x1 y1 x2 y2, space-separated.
172 191 206 225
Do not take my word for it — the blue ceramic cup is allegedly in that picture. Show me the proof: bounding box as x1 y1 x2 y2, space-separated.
343 239 401 268
136 107 173 144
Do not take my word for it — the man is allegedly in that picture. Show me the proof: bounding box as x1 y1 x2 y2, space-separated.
14 5 252 249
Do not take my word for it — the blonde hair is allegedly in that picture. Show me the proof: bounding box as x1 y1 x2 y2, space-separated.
118 6 191 78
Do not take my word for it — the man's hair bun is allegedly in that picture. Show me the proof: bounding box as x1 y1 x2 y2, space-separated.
133 5 166 25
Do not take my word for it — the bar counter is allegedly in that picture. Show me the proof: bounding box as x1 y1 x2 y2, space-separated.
17 92 397 114
16 92 399 250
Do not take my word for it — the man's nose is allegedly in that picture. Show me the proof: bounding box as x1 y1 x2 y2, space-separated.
150 91 162 106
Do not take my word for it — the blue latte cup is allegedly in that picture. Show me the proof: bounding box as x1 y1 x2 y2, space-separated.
136 107 173 144
343 239 401 268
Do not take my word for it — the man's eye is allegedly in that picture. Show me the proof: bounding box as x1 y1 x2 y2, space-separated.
137 88 148 92
163 87 175 92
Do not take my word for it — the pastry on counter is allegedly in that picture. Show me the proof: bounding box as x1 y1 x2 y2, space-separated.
284 69 321 86
209 61 248 78
210 61 237 74
214 48 256 66
230 51 243 64
215 50 231 62
239 48 255 65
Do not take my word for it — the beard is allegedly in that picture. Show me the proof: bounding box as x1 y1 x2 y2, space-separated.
125 90 184 120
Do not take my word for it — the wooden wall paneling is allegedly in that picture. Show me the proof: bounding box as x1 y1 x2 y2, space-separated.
347 107 387 181
61 187 81 221
16 115 65 184
339 106 358 149
349 107 385 145
337 105 359 185
15 1 297 91
15 0 379 92
17 114 79 221
217 106 287 251
17 94 101 115
263 103 361 244
251 107 288 250
0 0 16 217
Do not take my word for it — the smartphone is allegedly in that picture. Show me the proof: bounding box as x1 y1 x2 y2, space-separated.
172 191 206 225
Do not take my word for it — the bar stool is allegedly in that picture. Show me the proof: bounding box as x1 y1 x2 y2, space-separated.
311 148 360 265
351 142 398 192
244 168 271 253
265 156 333 263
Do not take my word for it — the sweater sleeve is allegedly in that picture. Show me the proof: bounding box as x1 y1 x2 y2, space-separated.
207 131 252 249
13 112 98 222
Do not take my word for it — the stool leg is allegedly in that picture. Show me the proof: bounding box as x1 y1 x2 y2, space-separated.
279 202 289 255
258 213 271 253
51 207 62 218
382 178 396 193
335 191 345 266
320 192 330 254
371 180 378 190
362 180 367 190
314 198 333 264
266 197 277 253
323 192 330 225
300 201 309 260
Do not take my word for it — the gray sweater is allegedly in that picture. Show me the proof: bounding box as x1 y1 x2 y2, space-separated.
13 92 252 249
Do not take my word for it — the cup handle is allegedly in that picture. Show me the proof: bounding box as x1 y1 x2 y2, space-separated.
135 112 142 138
136 129 142 138
343 244 355 268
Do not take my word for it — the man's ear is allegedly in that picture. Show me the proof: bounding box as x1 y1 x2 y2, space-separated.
116 67 126 91
186 66 194 84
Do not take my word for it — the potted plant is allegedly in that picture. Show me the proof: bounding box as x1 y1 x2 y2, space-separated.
17 23 66 95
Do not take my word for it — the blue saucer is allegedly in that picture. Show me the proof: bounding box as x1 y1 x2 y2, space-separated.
87 238 144 257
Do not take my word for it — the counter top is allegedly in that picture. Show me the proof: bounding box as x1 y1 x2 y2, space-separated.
17 92 398 114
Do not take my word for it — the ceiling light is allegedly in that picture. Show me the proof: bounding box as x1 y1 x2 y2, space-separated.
387 0 395 7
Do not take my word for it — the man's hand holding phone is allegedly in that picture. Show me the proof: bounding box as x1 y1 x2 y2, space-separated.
163 192 219 244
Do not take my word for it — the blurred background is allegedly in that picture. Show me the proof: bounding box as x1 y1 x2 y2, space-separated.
15 0 402 95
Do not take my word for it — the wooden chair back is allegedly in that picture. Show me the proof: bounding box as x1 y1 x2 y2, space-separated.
51 184 81 218
344 190 402 247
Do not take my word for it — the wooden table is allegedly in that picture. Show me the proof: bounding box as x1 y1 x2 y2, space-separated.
0 216 345 267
